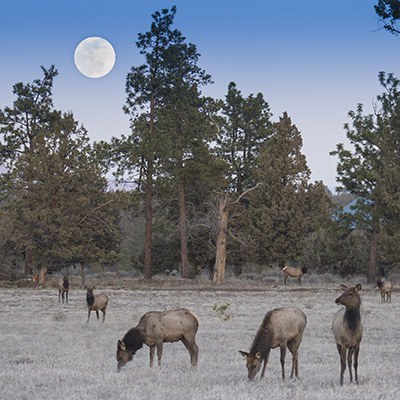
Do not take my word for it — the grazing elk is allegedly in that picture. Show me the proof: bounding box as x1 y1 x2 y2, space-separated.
377 278 392 303
58 275 69 303
282 266 308 285
239 307 307 381
86 286 109 323
116 308 199 372
332 284 363 386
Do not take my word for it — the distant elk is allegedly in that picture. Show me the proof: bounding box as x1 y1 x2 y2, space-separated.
239 307 307 381
332 284 363 385
116 308 199 372
282 266 308 285
377 278 392 303
58 275 69 303
86 286 109 323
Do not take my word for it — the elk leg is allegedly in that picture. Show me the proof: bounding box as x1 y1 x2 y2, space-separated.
96 310 99 320
354 345 360 384
260 349 271 378
66 291 68 303
87 310 91 323
284 275 288 285
156 343 163 366
59 290 61 303
181 337 199 367
149 345 155 367
337 344 346 386
101 308 106 323
287 338 300 378
280 345 287 380
347 348 354 383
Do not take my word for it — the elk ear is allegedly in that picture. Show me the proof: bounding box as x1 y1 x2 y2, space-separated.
355 284 362 291
340 284 348 291
239 351 248 358
255 352 261 360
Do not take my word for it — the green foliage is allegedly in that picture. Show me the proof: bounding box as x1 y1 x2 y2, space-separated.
216 82 272 193
375 0 400 35
248 113 329 266
213 302 232 321
331 72 400 277
0 68 120 272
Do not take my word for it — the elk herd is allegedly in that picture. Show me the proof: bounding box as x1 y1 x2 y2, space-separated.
50 269 393 386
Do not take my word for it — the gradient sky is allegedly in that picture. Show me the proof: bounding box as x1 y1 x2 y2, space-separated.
1 0 399 189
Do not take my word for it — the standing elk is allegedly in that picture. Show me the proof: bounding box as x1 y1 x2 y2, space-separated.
377 278 392 303
86 286 109 323
58 275 69 303
116 308 199 372
332 284 363 385
239 307 307 381
282 266 308 285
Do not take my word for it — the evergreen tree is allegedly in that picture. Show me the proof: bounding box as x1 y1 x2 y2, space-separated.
217 82 272 193
331 72 400 281
123 6 181 279
0 68 120 280
375 0 400 35
250 112 323 266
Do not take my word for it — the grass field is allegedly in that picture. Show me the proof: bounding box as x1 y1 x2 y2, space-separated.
0 279 399 399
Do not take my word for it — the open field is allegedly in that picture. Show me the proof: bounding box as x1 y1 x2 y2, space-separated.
0 280 399 400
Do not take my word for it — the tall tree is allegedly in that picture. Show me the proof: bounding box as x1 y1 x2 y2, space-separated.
249 112 322 266
0 68 120 281
156 39 216 278
375 0 400 35
123 6 181 279
331 72 400 281
0 66 59 274
217 82 272 193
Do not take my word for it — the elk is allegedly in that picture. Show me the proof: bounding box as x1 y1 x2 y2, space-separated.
116 308 199 372
58 275 69 303
239 307 307 381
282 266 308 285
332 284 363 385
86 286 109 323
377 278 392 303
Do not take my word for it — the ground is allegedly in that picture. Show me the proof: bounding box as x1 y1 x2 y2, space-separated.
0 274 399 399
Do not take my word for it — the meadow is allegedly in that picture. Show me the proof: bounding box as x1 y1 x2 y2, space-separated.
0 278 399 400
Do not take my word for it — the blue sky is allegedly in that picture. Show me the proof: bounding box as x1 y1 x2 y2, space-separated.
1 0 399 189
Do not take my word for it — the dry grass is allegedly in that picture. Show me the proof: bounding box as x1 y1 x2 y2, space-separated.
0 276 399 399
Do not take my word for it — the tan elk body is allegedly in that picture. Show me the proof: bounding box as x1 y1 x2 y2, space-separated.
116 308 199 372
239 307 307 380
377 278 392 303
332 284 363 385
86 286 109 323
282 266 308 285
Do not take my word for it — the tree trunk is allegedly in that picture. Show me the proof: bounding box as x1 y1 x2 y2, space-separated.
24 246 34 275
143 96 155 280
80 262 86 288
367 208 380 283
368 232 378 283
178 174 189 279
213 195 229 284
39 265 47 287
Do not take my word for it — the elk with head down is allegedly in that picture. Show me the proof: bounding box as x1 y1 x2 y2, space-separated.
116 308 199 372
282 266 308 285
332 284 363 385
239 307 307 381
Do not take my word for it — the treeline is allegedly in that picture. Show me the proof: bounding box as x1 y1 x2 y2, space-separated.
1 7 400 283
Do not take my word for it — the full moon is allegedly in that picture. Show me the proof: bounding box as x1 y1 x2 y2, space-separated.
74 37 116 78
